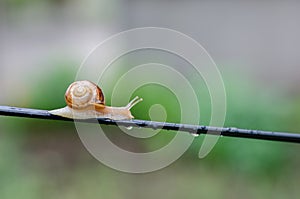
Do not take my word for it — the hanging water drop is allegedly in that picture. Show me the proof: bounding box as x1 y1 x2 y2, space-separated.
191 133 199 137
126 126 133 130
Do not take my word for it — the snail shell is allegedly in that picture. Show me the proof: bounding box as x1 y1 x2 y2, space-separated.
65 81 104 109
49 80 143 120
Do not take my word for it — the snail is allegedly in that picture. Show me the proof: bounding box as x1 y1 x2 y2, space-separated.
49 80 143 120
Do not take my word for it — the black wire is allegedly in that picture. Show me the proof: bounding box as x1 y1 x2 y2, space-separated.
0 105 300 143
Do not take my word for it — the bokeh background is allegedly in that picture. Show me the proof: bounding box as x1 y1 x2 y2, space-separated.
1 0 300 198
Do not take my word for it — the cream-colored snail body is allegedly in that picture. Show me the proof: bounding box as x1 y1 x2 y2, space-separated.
49 80 143 120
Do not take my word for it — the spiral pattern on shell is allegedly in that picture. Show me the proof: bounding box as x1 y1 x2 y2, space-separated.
65 80 105 109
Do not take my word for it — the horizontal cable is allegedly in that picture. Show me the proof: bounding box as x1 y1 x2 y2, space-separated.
0 105 300 143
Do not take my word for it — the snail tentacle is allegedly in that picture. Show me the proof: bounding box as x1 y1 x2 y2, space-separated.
126 96 143 110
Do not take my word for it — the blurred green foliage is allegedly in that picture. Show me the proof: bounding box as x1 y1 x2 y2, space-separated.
1 63 300 199
29 60 77 110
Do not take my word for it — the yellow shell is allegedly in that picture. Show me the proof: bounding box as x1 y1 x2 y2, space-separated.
65 80 104 109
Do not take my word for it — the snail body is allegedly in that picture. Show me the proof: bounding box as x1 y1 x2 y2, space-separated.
49 80 142 120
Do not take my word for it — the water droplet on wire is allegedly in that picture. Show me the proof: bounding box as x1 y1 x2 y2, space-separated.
191 133 199 137
126 126 133 130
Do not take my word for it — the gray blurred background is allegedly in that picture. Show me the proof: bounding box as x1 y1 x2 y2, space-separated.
1 0 300 98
